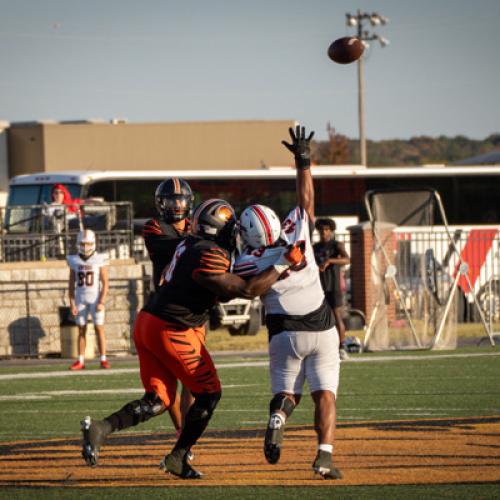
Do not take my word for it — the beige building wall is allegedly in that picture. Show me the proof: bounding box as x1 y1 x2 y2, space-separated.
0 123 10 205
0 259 144 357
8 120 296 177
7 124 45 178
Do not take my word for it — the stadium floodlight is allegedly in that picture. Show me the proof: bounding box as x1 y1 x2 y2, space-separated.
379 37 390 47
344 8 389 166
346 14 357 26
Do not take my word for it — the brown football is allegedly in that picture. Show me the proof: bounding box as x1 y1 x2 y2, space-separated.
328 37 364 64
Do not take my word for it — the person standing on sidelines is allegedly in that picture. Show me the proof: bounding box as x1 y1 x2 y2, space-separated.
67 229 110 370
80 199 305 479
235 125 342 479
143 178 195 440
313 218 351 360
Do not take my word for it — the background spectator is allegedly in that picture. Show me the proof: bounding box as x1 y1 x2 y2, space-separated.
313 218 350 360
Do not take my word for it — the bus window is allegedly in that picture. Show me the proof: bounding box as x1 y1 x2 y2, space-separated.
189 179 297 218
456 175 500 224
7 185 41 206
315 178 367 218
86 181 115 203
115 180 158 218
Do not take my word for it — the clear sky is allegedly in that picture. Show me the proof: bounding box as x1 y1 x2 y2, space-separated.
0 0 498 141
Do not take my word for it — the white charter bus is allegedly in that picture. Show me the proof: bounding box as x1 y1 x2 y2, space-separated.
6 164 500 226
5 165 500 323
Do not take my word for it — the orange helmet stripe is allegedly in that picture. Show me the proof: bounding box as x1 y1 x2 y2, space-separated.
192 199 218 233
172 177 181 194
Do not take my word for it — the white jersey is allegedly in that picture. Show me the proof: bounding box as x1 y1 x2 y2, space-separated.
67 252 108 304
234 206 325 315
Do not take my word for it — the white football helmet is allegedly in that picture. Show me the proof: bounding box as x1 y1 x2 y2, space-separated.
239 204 281 249
77 229 96 258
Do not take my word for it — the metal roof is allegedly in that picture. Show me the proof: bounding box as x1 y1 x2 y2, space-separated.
451 150 500 165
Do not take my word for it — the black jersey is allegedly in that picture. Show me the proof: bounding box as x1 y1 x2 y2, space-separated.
313 240 341 292
143 236 231 328
143 218 188 291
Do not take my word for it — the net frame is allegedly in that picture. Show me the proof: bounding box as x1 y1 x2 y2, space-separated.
363 188 494 350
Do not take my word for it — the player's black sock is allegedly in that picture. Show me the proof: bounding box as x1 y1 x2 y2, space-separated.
173 415 210 452
173 392 221 452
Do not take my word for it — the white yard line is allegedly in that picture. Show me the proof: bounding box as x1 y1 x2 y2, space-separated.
0 383 258 401
0 351 498 381
0 361 268 381
348 351 500 363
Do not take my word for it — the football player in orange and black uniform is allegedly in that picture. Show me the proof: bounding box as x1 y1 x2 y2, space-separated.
143 178 194 437
80 199 305 479
143 178 193 291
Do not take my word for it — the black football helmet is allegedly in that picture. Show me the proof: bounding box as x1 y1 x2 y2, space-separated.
192 199 238 250
154 178 194 223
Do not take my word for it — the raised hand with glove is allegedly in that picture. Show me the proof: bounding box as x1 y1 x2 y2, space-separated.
273 241 306 275
282 125 315 170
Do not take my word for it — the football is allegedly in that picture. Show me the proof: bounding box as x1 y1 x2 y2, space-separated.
327 37 364 64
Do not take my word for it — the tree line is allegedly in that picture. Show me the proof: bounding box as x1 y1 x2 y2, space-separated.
312 124 500 166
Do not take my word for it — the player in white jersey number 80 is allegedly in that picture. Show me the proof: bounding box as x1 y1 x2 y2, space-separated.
67 229 110 370
235 125 342 479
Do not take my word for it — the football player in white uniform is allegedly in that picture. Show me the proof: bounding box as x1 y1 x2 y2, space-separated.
235 126 342 479
67 229 110 370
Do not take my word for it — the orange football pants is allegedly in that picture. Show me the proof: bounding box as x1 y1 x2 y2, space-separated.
133 311 221 408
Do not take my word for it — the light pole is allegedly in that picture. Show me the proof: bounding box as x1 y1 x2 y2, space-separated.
346 10 389 166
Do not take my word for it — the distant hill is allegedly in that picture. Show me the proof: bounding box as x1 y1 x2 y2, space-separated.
312 132 500 166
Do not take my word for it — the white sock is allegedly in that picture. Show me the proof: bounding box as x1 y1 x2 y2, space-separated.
100 355 107 361
78 355 84 364
318 444 333 454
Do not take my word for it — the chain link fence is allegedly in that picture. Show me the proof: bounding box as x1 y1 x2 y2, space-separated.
0 202 134 262
394 227 500 323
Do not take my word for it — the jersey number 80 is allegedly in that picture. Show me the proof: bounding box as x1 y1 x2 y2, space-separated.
77 271 94 287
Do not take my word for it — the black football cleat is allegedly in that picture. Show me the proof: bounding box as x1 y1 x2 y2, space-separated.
312 450 343 480
81 416 112 467
160 450 203 479
264 413 285 464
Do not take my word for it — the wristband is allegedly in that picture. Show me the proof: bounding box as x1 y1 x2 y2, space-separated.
273 264 290 274
295 156 311 170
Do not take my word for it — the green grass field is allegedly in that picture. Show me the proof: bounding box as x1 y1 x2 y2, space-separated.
0 345 499 498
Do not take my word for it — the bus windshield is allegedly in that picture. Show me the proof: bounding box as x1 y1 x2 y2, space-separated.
8 183 82 206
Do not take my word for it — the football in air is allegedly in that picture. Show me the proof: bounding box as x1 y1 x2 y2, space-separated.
327 37 364 64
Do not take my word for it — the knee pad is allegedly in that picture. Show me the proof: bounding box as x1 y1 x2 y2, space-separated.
106 392 166 431
142 391 167 416
270 393 295 418
124 392 166 424
185 392 221 424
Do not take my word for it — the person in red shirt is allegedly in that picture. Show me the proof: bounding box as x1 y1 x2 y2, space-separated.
50 184 82 213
